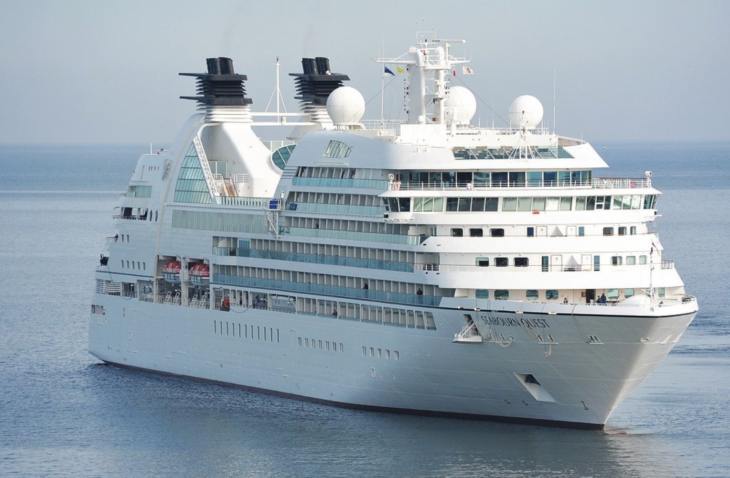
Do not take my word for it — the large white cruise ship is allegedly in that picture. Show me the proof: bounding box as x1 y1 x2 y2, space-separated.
89 33 698 429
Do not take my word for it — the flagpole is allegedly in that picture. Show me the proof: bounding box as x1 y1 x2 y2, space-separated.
380 36 385 127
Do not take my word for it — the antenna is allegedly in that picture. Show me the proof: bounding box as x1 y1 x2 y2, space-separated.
380 35 385 126
276 56 280 123
552 67 556 135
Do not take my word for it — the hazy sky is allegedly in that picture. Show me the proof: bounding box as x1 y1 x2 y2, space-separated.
1 0 728 144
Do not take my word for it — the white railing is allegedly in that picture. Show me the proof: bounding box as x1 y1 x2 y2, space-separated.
388 178 650 192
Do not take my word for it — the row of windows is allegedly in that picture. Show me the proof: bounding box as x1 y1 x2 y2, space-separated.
451 146 574 160
214 265 440 297
449 225 640 238
121 260 147 271
213 320 280 342
125 185 152 198
362 346 400 360
249 239 417 266
285 216 408 236
172 210 268 234
386 195 657 214
473 254 648 270
297 337 344 352
475 289 562 300
288 192 381 207
396 169 584 186
295 296 437 329
611 255 649 266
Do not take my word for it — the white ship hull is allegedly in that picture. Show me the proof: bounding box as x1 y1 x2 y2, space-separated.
89 295 695 428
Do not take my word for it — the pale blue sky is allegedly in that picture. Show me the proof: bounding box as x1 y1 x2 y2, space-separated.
1 0 728 143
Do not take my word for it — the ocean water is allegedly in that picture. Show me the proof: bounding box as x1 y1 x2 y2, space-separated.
0 142 728 477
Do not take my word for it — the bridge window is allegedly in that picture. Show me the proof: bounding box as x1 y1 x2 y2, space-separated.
323 141 351 158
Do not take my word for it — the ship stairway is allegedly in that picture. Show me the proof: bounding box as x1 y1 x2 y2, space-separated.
192 134 220 199
224 180 236 197
453 322 483 344
266 199 282 239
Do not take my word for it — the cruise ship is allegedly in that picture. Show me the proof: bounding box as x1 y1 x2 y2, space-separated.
89 33 698 429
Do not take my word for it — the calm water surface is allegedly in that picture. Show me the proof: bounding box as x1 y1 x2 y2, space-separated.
0 143 728 477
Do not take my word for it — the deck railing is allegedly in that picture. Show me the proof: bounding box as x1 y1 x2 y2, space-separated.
389 177 650 191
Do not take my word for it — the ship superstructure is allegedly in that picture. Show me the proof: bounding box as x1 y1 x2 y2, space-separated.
89 34 697 429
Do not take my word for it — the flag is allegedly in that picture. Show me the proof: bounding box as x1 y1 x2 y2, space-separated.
384 66 395 76
396 66 405 73
462 66 474 75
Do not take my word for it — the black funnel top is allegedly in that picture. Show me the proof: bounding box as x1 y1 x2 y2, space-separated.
290 56 349 106
180 57 252 107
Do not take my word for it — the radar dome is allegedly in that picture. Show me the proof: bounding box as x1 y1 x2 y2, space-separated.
444 86 477 125
509 95 544 129
326 86 365 125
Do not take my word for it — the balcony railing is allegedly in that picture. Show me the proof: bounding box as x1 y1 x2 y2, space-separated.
388 178 650 192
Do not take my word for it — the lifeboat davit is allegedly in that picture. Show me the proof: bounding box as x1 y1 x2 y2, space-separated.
190 263 210 284
163 260 181 283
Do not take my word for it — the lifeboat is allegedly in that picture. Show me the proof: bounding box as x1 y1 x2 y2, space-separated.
190 263 210 285
162 260 181 283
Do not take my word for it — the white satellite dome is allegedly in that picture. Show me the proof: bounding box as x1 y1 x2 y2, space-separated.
326 86 365 125
444 86 477 125
509 95 544 129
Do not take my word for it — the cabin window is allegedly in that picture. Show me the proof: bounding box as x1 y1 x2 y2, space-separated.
658 288 666 298
502 197 516 211
451 228 463 237
578 226 585 237
476 257 489 267
490 228 505 237
495 290 509 300
476 289 489 299
469 228 483 237
630 226 637 235
639 255 648 264
542 256 549 272
526 290 539 299
496 258 508 267
546 290 559 300
527 227 535 237
607 289 619 300
611 256 623 266
514 257 529 267
625 288 635 298
618 226 627 236
594 255 601 271
603 227 614 236
626 256 636 265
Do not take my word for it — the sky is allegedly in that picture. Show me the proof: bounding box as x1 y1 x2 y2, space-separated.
1 0 728 144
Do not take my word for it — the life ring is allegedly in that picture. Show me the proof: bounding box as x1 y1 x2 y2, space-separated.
630 181 637 188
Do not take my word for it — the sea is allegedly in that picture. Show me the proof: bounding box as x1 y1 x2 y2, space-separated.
0 142 728 477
